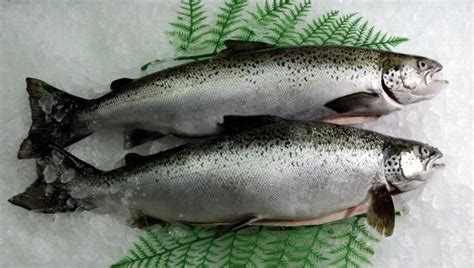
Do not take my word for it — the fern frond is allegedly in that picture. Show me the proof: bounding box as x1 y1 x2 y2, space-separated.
236 0 293 42
264 0 311 46
328 217 380 268
319 13 358 45
113 224 350 267
337 16 363 45
249 0 293 26
204 0 248 53
297 10 339 45
168 0 210 53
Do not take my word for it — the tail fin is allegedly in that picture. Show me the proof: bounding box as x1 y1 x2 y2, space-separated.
9 146 100 213
18 78 93 159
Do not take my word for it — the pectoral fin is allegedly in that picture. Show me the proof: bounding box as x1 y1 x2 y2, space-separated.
367 182 395 236
325 92 380 113
124 129 165 149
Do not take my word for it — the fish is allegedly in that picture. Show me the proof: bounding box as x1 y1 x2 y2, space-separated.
17 40 448 159
9 118 444 236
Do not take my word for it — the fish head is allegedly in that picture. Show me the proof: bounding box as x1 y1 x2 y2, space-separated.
381 54 448 104
384 140 444 192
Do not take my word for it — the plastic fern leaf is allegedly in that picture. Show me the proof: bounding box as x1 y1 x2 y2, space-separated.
328 217 380 268
204 0 248 53
168 0 210 52
237 0 293 42
297 10 340 45
264 0 311 46
319 13 358 45
249 0 293 26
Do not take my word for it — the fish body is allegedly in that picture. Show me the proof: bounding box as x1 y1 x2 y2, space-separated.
83 46 390 136
80 121 385 223
10 120 443 235
18 41 447 158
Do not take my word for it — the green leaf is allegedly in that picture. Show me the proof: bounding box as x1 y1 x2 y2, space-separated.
157 0 408 65
297 10 340 45
328 217 380 268
237 0 293 42
168 0 210 52
263 0 311 46
112 216 385 267
204 0 248 53
249 0 293 26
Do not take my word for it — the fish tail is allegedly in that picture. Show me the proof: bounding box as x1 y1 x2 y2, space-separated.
18 78 93 159
9 146 100 213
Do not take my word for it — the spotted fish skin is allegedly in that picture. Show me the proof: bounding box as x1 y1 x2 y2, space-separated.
18 44 445 159
79 46 396 137
10 120 443 231
67 121 388 223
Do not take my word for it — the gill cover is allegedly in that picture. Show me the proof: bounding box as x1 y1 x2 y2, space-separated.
383 139 443 192
381 55 448 104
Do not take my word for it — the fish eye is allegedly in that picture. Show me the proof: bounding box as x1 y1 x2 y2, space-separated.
418 60 428 70
420 147 430 157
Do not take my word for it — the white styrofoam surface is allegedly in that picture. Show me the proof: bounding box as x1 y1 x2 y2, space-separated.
0 0 472 267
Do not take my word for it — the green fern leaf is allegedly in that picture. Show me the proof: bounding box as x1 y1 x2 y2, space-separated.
319 13 358 45
113 223 350 267
204 0 248 53
238 0 293 42
328 217 380 268
297 10 340 45
168 0 210 53
264 0 311 46
249 0 293 26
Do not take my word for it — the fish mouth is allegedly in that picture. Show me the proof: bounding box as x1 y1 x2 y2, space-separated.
422 67 448 97
426 152 445 170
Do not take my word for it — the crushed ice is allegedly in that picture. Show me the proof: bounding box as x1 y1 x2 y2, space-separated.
52 151 64 165
38 94 55 114
43 164 59 183
60 169 75 183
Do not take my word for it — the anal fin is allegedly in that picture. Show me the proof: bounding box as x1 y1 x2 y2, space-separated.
367 182 395 236
124 129 164 149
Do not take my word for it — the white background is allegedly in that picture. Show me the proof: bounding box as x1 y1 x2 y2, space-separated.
0 0 472 267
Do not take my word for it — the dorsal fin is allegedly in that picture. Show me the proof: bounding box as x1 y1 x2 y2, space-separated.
110 78 134 91
221 40 276 55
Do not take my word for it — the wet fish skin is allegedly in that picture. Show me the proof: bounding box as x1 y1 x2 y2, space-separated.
10 121 443 234
18 42 447 158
